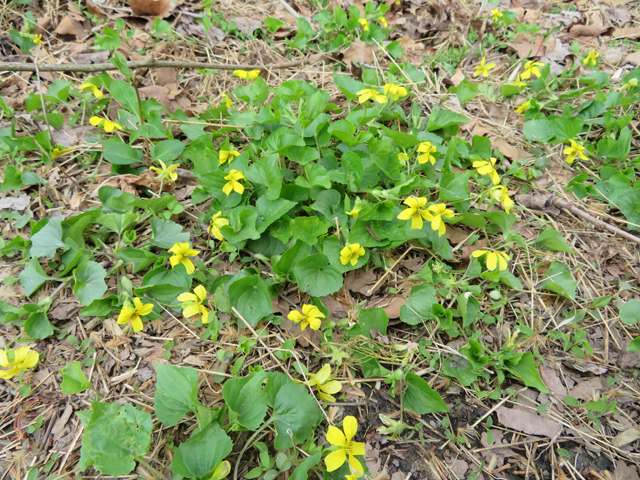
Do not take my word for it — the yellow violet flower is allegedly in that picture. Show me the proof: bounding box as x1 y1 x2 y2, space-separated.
89 116 123 133
397 196 430 230
33 34 44 45
583 50 599 67
491 8 503 21
512 75 527 87
233 69 261 80
305 364 342 402
223 169 246 196
417 141 437 165
288 304 325 331
0 347 39 380
219 149 240 165
178 285 210 324
346 205 361 219
149 159 179 184
208 211 230 241
515 100 531 114
473 56 495 78
379 16 388 28
325 416 366 473
473 157 501 185
116 297 154 332
397 152 409 162
80 82 103 98
383 83 407 101
520 60 543 80
340 243 365 266
221 93 232 108
358 18 369 31
472 250 510 272
168 242 200 275
621 78 638 91
563 140 588 164
425 203 455 237
52 147 74 158
489 185 514 214
356 88 387 104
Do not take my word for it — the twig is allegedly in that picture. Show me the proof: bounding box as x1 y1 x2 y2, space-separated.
277 0 301 18
515 193 640 246
0 57 312 73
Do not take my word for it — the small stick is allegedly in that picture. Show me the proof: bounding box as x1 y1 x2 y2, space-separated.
277 0 301 18
0 57 312 73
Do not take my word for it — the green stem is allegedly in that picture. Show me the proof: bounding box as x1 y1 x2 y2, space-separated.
233 417 274 480
137 457 170 480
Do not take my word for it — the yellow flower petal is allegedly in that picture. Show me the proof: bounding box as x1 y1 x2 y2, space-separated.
326 425 347 447
343 416 358 442
324 449 347 472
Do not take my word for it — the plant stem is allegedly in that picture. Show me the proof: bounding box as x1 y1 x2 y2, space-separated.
137 457 170 480
233 417 274 480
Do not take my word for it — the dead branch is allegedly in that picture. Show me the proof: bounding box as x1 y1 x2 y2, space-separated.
0 56 322 73
515 193 640 246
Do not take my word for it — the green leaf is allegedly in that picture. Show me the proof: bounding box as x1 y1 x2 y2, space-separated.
30 216 65 258
291 216 329 245
104 142 140 165
228 275 272 327
311 189 346 224
538 261 577 299
24 311 55 339
290 453 322 480
264 17 285 33
116 248 158 274
356 307 388 338
138 267 191 304
73 261 108 306
403 372 449 414
246 154 282 200
296 163 331 189
222 371 268 430
523 119 554 143
534 228 575 253
171 422 233 478
20 259 51 297
620 299 640 325
399 284 438 325
286 146 320 165
78 401 153 477
341 151 364 192
60 361 91 394
627 337 640 352
150 218 189 249
589 295 611 309
550 117 583 142
154 363 200 426
293 254 343 297
379 126 420 148
152 140 185 163
109 80 139 117
441 357 480 386
333 73 365 100
271 382 323 450
79 295 120 317
484 211 516 235
273 240 311 278
503 352 548 393
256 197 296 233
426 109 469 131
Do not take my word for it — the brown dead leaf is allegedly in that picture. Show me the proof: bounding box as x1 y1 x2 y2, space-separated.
54 16 85 38
507 34 545 59
381 296 406 319
156 67 178 86
86 0 108 20
235 18 262 36
569 376 606 400
34 17 52 35
460 238 488 260
130 0 171 17
0 195 30 212
567 25 614 42
480 429 517 467
606 7 632 26
445 225 471 245
487 102 509 125
340 39 376 69
496 406 563 437
344 268 378 296
92 170 167 196
613 27 640 39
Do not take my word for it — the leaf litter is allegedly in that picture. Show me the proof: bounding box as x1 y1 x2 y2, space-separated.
1 0 640 477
